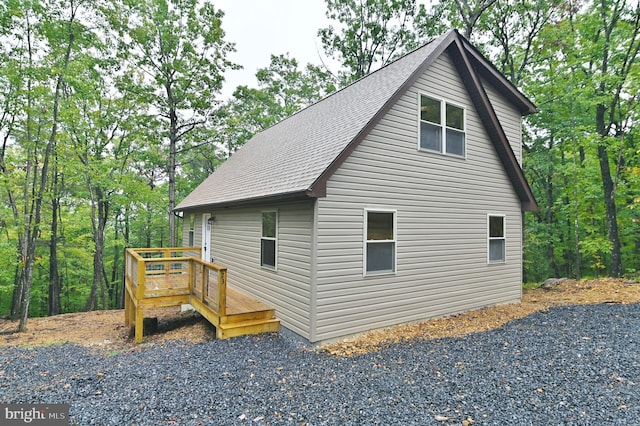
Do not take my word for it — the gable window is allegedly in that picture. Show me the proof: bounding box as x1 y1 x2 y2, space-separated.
419 94 465 157
261 211 277 269
488 215 506 263
365 210 396 275
188 214 195 246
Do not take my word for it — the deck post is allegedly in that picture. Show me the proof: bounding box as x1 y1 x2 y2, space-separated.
218 268 227 317
134 254 146 343
201 263 206 303
189 259 195 295
124 289 131 326
135 305 144 343
136 257 146 301
124 250 131 326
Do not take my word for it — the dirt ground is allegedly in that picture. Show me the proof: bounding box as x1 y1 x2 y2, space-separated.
0 278 638 355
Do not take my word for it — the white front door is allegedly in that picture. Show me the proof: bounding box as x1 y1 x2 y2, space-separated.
202 213 212 262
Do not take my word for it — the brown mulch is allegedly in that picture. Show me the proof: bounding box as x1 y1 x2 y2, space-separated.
0 307 216 351
321 278 640 357
0 278 638 355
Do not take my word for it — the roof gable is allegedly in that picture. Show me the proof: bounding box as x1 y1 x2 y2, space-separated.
176 30 538 212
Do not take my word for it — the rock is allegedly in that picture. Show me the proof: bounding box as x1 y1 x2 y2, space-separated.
625 279 638 285
435 415 452 421
540 278 567 290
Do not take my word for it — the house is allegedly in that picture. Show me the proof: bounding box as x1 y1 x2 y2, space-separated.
175 30 538 344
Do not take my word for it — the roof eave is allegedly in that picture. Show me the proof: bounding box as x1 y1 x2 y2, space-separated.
174 190 312 212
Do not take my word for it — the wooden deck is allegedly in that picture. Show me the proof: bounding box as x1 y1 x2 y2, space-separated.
124 248 280 343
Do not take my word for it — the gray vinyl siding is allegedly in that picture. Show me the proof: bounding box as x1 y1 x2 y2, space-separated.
209 201 314 339
313 52 523 342
483 77 523 164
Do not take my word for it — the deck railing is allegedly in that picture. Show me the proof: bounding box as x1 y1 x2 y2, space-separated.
124 247 279 342
125 248 228 339
190 258 227 317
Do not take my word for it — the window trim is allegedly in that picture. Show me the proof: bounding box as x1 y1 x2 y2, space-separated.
363 208 397 277
260 210 278 271
487 214 506 264
418 93 467 158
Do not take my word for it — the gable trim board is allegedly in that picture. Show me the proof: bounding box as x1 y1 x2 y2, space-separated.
175 30 538 214
447 38 538 211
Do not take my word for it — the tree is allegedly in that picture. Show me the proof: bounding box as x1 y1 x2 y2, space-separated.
65 62 140 310
572 0 640 277
318 0 428 84
449 0 498 39
0 0 82 330
216 54 337 155
522 0 640 279
476 0 565 85
109 0 237 247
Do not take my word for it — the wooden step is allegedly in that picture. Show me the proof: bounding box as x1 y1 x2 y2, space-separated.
217 318 280 339
220 308 276 324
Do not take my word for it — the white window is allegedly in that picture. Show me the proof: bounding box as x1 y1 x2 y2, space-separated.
261 211 277 269
188 214 195 246
488 214 506 263
365 210 396 275
419 94 465 157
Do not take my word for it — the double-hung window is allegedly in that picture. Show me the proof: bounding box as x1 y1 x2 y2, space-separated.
261 211 277 269
365 210 396 275
188 214 195 246
419 94 465 156
488 214 506 263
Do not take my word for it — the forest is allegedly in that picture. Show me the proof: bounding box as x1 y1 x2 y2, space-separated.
0 0 638 330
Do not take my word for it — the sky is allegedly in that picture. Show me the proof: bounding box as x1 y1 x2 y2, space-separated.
214 0 332 100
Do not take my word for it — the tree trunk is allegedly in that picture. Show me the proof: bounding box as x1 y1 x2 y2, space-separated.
10 254 24 320
110 221 120 309
85 188 109 311
596 142 623 277
48 157 61 316
121 207 130 309
168 101 178 247
18 24 73 332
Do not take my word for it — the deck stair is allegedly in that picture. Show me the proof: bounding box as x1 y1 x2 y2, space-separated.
124 248 280 343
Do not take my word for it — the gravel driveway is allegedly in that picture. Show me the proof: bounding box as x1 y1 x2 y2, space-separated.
1 303 639 425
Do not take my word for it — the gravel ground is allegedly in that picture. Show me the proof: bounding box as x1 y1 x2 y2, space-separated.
1 303 639 425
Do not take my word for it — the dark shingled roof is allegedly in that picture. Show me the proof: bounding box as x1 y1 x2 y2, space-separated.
176 30 538 212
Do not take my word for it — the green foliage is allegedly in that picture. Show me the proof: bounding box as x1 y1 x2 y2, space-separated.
216 54 337 154
318 0 432 84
